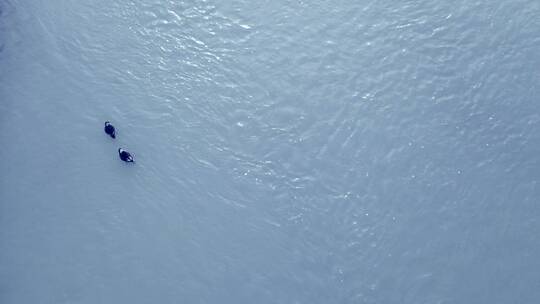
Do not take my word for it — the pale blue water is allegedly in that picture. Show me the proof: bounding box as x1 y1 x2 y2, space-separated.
1 0 540 303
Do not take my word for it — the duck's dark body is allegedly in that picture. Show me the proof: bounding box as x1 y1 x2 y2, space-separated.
118 148 134 162
104 121 116 138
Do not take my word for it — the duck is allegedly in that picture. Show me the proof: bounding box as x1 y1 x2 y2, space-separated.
118 148 134 163
104 121 116 138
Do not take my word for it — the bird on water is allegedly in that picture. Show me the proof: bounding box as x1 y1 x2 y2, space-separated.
104 121 116 138
118 148 134 163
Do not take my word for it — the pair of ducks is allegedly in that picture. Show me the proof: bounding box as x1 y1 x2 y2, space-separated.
104 121 134 163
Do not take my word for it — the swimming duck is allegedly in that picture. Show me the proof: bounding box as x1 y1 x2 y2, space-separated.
104 121 116 138
118 148 134 163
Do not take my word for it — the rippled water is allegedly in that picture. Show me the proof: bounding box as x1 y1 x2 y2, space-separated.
1 0 540 303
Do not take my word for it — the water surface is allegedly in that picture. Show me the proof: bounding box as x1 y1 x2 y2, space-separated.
1 0 540 303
